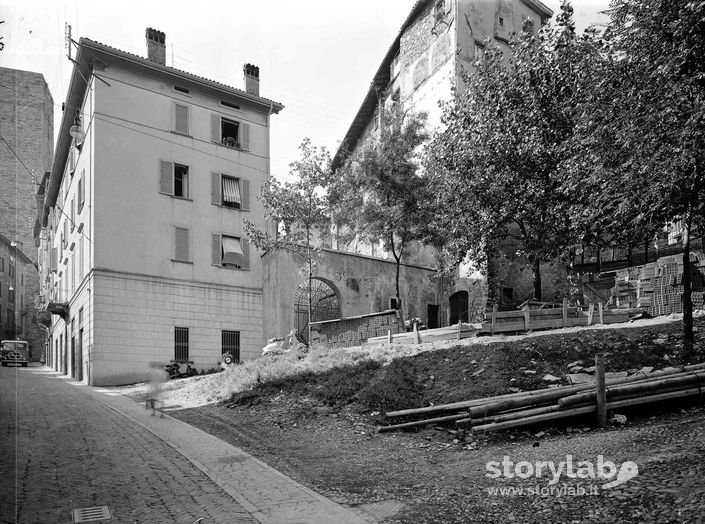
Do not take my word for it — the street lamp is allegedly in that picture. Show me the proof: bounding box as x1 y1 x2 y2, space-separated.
69 111 85 146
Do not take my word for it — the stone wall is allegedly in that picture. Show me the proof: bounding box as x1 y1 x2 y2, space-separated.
310 310 404 349
0 67 53 358
262 249 441 342
0 67 54 262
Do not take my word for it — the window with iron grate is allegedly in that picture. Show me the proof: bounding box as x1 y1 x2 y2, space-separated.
174 327 189 361
222 330 240 362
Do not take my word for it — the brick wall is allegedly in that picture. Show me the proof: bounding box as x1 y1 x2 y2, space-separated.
0 67 54 262
310 310 404 349
0 67 54 359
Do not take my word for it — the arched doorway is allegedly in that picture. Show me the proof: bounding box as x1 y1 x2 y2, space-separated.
294 278 341 342
449 290 469 325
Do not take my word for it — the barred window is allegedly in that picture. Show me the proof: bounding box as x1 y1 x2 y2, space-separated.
222 330 240 362
174 327 189 361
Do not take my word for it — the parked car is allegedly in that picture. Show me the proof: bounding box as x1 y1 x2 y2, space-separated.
1 340 30 367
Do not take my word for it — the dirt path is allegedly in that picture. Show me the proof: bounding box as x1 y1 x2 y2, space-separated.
171 397 705 523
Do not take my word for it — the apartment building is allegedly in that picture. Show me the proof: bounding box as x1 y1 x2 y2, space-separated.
0 233 34 342
39 29 283 385
331 0 554 325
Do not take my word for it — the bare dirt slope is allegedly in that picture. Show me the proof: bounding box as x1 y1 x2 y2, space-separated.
118 314 705 523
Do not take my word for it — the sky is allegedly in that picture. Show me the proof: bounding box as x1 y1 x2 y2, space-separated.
0 0 609 181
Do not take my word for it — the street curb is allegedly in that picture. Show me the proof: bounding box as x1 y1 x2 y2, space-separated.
78 379 371 524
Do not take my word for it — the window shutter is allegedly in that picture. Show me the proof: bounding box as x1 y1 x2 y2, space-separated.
241 238 250 270
174 103 189 134
211 114 220 143
175 227 189 261
80 169 85 206
159 160 173 194
241 179 250 210
211 172 221 205
212 234 221 265
240 123 250 150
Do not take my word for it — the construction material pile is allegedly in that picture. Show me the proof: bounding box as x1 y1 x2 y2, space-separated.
378 363 705 434
612 252 705 314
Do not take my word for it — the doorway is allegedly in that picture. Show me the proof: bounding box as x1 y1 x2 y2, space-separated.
427 304 439 329
449 291 469 325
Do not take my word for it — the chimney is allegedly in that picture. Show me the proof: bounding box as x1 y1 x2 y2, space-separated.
145 28 166 65
243 64 260 96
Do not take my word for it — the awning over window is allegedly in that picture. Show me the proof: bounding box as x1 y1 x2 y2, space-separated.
222 177 241 205
222 236 243 266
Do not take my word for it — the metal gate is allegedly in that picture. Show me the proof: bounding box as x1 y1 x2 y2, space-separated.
294 278 340 342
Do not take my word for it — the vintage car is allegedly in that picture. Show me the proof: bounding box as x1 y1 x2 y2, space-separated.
1 340 30 367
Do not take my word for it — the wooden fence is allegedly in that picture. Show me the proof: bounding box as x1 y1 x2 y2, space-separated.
480 300 630 335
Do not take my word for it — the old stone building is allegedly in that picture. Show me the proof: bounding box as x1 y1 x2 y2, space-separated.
331 0 558 324
0 67 54 357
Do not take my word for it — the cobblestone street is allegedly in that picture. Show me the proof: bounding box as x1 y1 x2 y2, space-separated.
0 364 257 523
0 364 366 524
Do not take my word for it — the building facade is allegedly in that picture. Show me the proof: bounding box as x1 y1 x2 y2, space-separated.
0 234 35 344
39 29 283 386
0 67 54 357
331 0 556 323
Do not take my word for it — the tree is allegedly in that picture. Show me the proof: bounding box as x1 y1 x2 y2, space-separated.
243 138 331 343
564 0 705 358
427 5 584 301
330 107 430 318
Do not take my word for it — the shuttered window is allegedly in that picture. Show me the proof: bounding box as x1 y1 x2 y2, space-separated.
174 227 190 262
211 173 250 210
210 113 251 151
174 103 189 135
211 233 250 270
159 160 189 198
77 169 85 213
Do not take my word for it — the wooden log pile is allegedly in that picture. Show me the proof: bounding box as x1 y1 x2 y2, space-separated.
378 362 705 434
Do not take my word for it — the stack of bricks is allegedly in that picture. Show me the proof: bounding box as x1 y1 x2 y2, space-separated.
636 263 656 309
310 310 404 349
611 269 637 308
601 254 705 316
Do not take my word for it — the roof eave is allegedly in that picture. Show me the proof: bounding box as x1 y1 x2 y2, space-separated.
81 39 284 113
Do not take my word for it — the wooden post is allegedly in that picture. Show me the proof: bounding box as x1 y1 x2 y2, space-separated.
596 353 607 427
562 297 568 327
414 323 421 344
387 330 392 344
524 308 531 332
457 321 461 340
598 302 604 325
588 303 594 326
491 304 497 335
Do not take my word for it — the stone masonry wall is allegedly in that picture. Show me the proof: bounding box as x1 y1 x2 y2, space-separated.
0 67 54 262
0 67 53 358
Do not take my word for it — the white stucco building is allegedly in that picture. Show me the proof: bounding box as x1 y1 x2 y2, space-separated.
40 28 283 385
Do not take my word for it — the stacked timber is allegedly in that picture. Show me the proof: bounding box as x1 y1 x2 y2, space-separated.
378 363 705 434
